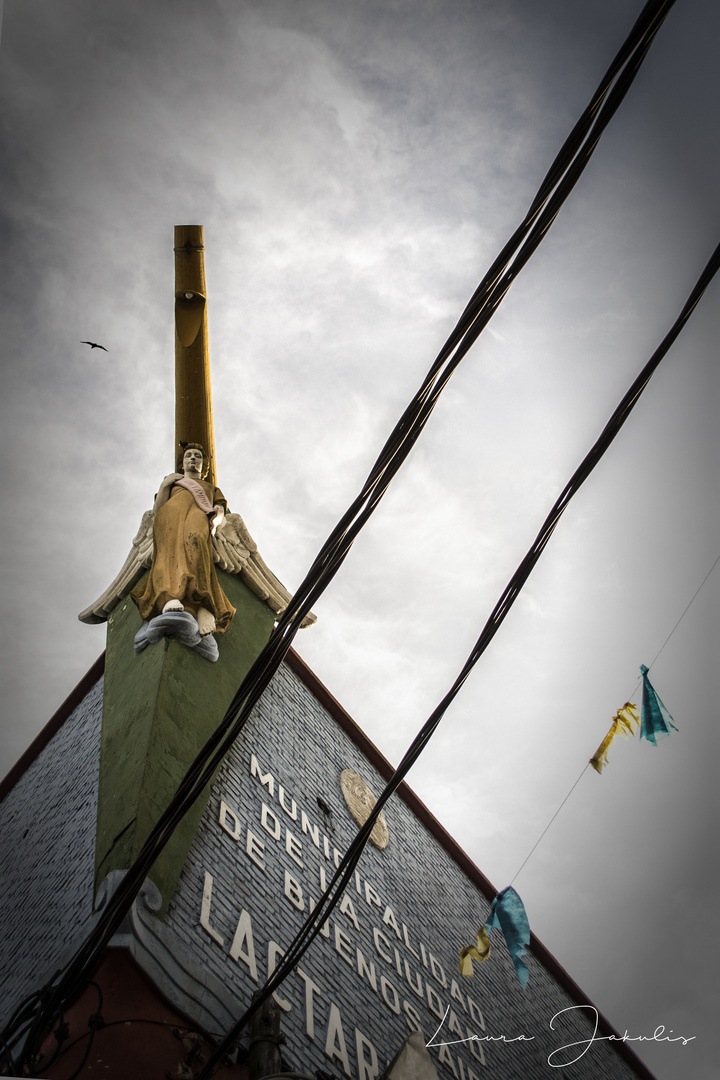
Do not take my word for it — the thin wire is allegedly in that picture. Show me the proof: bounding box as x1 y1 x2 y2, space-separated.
646 551 720 671
509 549 720 886
509 767 589 887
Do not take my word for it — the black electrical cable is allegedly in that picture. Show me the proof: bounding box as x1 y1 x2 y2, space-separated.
32 1011 69 1077
191 237 720 1079
1 989 45 1053
0 1039 16 1079
4 1 679 1074
35 1016 233 1075
36 983 103 1080
34 982 104 1079
0 985 61 1074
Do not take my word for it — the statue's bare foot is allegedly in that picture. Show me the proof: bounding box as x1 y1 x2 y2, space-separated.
197 606 216 637
163 599 184 613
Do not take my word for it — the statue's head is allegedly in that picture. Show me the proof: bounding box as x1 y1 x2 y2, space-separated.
177 442 210 479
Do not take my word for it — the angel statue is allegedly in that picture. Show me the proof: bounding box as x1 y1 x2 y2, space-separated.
131 443 234 638
79 443 314 660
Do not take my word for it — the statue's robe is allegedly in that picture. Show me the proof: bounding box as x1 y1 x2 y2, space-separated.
131 479 235 632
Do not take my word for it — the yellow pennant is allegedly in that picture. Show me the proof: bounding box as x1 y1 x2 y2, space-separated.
590 702 640 773
458 925 492 977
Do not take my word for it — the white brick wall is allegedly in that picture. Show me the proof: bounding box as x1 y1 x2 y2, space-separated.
0 677 103 1029
0 663 648 1079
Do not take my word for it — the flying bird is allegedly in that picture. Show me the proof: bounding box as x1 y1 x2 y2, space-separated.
81 341 108 351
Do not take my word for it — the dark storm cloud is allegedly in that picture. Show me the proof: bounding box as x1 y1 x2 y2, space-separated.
0 2 717 1077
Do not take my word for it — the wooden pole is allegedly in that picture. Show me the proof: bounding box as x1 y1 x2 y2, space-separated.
248 990 284 1079
174 224 217 487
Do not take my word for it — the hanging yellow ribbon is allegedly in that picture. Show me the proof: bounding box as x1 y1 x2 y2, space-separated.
589 702 640 773
458 925 492 977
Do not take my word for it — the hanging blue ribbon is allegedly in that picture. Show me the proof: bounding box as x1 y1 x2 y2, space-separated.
639 664 677 745
485 886 530 988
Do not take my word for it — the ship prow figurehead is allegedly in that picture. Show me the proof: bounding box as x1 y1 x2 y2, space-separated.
76 226 314 918
78 224 315 642
77 501 315 631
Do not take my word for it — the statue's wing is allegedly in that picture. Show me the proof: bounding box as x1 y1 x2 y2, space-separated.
214 512 316 628
78 509 155 624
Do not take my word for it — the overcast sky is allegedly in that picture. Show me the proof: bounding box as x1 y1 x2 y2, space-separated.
1 2 718 1077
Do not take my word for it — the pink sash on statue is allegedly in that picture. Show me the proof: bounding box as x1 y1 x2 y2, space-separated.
175 476 215 515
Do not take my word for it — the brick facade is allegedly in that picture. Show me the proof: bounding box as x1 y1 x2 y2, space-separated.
0 678 103 1029
165 660 645 1079
0 657 651 1079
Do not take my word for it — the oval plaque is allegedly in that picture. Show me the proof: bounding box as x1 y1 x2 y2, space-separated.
339 769 389 850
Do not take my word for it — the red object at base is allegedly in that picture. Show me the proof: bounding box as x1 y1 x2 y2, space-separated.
34 948 248 1080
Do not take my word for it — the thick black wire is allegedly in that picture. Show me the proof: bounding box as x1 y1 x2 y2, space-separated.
32 1007 68 1077
1 986 59 1074
31 982 102 1080
1 989 45 1054
0 1040 15 1078
34 981 104 1079
192 237 720 1079
5 1 678 1073
36 1016 231 1075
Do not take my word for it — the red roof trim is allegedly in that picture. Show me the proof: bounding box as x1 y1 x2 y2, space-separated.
285 647 657 1080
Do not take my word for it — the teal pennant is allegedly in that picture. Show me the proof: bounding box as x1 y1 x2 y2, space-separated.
639 665 678 745
485 886 531 988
